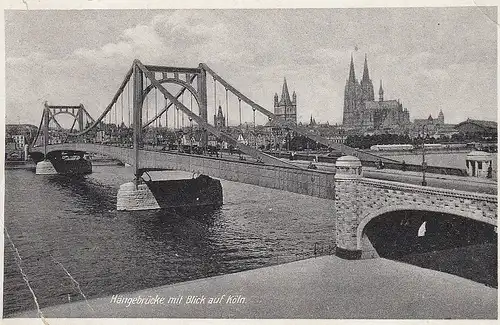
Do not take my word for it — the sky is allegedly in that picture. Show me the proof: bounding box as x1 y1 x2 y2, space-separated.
4 6 498 127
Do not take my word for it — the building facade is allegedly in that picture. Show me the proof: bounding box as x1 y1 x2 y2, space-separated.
343 55 410 133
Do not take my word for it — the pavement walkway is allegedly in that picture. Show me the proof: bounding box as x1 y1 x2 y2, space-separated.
11 255 497 320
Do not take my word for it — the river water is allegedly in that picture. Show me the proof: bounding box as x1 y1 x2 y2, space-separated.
4 166 336 316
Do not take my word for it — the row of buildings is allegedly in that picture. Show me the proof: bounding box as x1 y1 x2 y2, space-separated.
205 53 497 149
5 124 38 160
263 54 495 141
12 54 496 153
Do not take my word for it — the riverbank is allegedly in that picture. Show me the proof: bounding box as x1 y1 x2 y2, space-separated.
4 161 36 169
11 255 497 319
372 149 471 156
4 159 122 169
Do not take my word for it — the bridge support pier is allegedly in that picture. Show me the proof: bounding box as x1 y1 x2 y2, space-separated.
35 160 58 175
117 180 161 211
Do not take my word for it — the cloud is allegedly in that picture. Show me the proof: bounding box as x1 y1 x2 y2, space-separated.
5 9 497 125
70 11 236 69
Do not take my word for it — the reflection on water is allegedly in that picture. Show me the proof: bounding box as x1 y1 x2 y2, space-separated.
4 166 336 316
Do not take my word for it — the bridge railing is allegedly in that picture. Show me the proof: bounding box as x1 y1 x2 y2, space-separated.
359 177 498 203
362 160 468 176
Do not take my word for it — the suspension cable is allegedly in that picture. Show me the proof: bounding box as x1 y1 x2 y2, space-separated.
225 88 229 127
155 86 158 128
181 92 185 128
127 80 131 127
190 93 193 128
253 107 256 129
165 97 168 129
213 77 217 124
120 89 124 127
145 79 149 127
176 104 179 130
239 98 242 126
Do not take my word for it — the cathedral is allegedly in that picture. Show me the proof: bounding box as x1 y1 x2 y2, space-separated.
343 55 410 133
274 78 297 124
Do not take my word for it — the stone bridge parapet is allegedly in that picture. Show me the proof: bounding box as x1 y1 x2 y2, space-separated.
334 156 497 259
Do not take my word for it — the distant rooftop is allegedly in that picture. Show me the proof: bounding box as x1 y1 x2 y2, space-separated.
456 119 497 130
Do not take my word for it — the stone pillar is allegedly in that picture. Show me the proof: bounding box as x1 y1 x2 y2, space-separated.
24 144 29 161
116 180 160 211
36 160 57 175
197 65 208 148
334 155 363 259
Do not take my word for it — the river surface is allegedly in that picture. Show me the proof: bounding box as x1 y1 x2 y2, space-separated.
4 166 336 316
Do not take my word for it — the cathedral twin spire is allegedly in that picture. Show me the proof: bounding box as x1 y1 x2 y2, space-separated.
348 55 356 83
343 54 410 130
362 54 370 82
348 54 371 83
347 54 383 102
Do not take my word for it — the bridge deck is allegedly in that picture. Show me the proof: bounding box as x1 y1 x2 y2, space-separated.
282 158 497 195
31 143 497 197
31 144 337 200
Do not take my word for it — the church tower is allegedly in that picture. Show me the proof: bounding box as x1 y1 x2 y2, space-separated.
214 104 225 129
274 78 297 124
437 109 444 125
379 80 384 101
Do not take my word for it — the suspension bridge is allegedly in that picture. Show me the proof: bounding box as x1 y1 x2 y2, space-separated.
29 60 497 259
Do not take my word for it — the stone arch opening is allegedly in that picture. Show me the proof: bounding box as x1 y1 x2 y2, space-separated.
358 207 497 287
357 205 496 250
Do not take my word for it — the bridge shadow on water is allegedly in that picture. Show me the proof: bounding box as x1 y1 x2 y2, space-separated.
42 174 117 213
364 210 497 288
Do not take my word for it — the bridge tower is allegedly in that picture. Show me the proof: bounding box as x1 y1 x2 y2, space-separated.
34 101 94 175
35 102 58 174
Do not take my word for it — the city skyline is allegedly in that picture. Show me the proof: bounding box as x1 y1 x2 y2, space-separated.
5 7 497 127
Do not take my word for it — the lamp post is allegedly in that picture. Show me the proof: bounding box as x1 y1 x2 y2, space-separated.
421 125 429 186
286 127 290 152
189 117 193 154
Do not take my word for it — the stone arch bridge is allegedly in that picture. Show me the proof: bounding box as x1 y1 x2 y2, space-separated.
334 156 497 259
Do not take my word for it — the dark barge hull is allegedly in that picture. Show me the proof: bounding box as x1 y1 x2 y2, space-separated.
146 175 223 209
52 158 92 175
